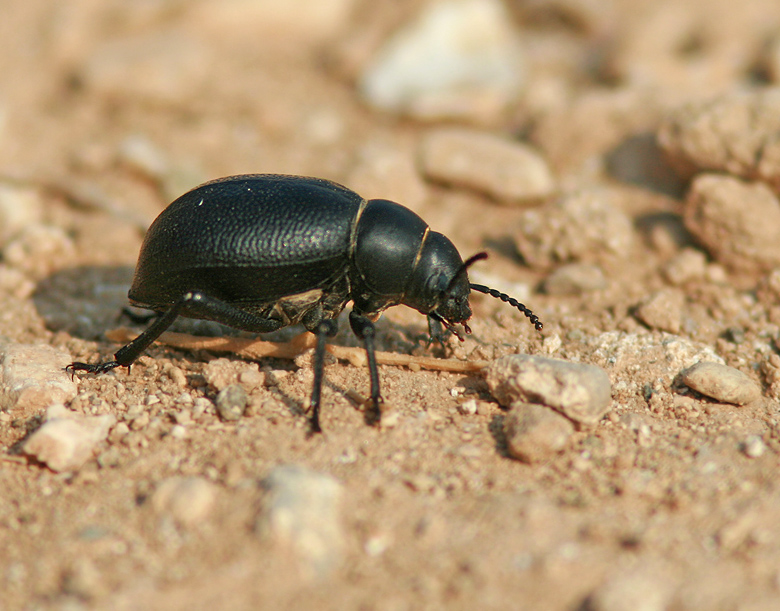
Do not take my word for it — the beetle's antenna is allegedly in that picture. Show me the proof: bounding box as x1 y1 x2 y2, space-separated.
446 252 489 293
469 283 543 331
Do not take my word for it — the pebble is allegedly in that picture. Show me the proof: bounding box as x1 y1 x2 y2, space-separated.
684 174 780 273
662 248 707 286
742 435 766 459
151 476 217 527
0 183 43 247
116 134 170 181
504 402 575 463
203 358 240 391
543 263 606 295
514 189 634 270
486 355 612 425
418 127 555 204
658 90 780 190
681 362 761 406
0 342 77 412
633 289 685 334
257 465 344 578
586 563 674 611
22 404 116 472
358 0 525 121
215 384 248 421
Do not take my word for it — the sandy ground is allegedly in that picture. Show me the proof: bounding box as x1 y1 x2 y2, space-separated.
4 1 780 609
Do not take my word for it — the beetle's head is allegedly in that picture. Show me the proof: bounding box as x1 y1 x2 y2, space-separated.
403 234 543 340
402 232 471 328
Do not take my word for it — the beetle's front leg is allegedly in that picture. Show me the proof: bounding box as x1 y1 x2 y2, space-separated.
349 311 384 426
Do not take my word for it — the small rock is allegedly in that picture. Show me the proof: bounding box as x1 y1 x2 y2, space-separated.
215 384 248 421
662 248 707 285
486 355 612 425
116 134 170 181
22 405 116 472
742 435 766 458
458 399 478 415
203 358 239 391
419 127 555 204
514 189 634 270
634 289 685 334
543 263 607 295
0 343 77 412
658 90 780 191
586 563 674 611
151 476 217 527
0 183 43 247
504 402 575 463
684 174 780 273
359 0 525 121
238 367 265 392
681 362 761 405
257 465 344 578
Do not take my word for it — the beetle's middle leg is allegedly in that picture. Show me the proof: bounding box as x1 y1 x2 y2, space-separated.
349 310 384 425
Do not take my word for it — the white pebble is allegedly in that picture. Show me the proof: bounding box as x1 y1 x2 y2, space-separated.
257 465 344 578
359 0 525 120
742 435 766 458
0 343 77 411
23 405 116 472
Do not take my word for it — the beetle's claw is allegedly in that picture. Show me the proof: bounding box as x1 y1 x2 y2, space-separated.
65 360 121 378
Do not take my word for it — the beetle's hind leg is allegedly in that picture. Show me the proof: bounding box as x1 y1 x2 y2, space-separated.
67 290 285 377
309 318 339 433
349 311 384 426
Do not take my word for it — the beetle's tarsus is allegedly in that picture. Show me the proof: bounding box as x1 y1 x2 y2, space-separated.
65 360 122 377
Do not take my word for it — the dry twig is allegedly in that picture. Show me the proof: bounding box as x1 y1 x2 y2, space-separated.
105 327 489 373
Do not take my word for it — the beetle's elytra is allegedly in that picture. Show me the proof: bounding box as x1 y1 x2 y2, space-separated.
67 174 542 432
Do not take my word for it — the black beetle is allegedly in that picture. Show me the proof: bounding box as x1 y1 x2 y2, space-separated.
67 174 542 431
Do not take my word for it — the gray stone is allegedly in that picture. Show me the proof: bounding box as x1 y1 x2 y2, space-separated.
215 384 248 421
681 362 761 405
487 354 612 425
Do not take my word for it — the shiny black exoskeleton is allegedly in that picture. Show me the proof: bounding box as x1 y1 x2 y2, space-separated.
67 174 542 431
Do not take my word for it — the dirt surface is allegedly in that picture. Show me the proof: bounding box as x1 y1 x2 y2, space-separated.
4 1 780 609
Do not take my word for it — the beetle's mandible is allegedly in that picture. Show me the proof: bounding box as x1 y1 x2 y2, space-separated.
67 174 542 432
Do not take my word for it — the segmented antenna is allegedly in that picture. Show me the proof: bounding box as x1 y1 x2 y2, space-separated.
469 283 543 331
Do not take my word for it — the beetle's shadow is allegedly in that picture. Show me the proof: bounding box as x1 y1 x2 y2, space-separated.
34 265 312 344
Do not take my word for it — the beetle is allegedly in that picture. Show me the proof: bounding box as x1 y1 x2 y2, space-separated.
67 174 542 432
